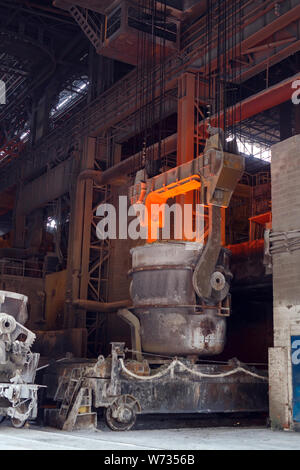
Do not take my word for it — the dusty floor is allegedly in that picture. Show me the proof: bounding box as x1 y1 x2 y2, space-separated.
0 422 299 450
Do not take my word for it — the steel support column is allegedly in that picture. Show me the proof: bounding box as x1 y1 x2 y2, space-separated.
65 136 96 331
177 73 195 238
177 73 195 165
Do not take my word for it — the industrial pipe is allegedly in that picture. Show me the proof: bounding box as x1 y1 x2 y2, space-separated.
73 299 131 312
75 133 178 189
78 169 104 185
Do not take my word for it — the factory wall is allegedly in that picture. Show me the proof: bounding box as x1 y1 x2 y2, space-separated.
269 134 300 430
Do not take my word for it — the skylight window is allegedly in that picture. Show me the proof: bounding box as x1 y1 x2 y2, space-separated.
226 135 271 161
51 78 89 118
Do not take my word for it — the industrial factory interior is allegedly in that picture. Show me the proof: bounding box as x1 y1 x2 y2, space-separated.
0 0 300 452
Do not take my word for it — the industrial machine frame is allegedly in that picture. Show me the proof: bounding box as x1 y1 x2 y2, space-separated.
49 342 268 431
0 290 44 428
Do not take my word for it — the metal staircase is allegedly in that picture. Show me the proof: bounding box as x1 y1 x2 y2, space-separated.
68 6 102 51
55 368 96 431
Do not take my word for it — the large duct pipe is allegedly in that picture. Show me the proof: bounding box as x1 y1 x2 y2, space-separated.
87 133 178 186
75 133 178 200
78 170 105 185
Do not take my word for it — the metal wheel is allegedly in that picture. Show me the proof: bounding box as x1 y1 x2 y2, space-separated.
10 403 28 428
11 417 26 428
105 395 140 431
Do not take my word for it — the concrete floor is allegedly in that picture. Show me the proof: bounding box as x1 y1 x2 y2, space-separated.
0 423 300 450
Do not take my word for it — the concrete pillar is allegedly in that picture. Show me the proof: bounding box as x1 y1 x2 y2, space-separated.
279 101 293 141
294 103 300 135
269 134 300 430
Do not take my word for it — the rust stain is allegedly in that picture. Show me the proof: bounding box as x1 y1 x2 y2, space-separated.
200 318 216 337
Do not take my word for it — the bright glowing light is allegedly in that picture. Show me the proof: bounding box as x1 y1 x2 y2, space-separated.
20 130 30 141
46 217 57 231
237 137 271 161
226 134 271 161
52 79 89 116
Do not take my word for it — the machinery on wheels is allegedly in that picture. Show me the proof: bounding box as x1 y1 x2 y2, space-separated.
44 133 268 431
46 339 268 432
0 290 43 428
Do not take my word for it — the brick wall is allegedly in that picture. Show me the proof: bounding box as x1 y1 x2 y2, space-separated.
269 135 300 429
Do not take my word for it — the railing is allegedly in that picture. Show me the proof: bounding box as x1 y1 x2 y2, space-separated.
0 258 43 278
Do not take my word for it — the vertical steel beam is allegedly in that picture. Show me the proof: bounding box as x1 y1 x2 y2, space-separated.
177 73 195 238
65 136 96 331
177 72 195 165
79 138 97 304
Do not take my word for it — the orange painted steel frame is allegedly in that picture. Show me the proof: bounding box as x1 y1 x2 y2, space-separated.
226 211 272 256
144 175 202 243
143 178 226 245
176 73 195 238
142 174 228 244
